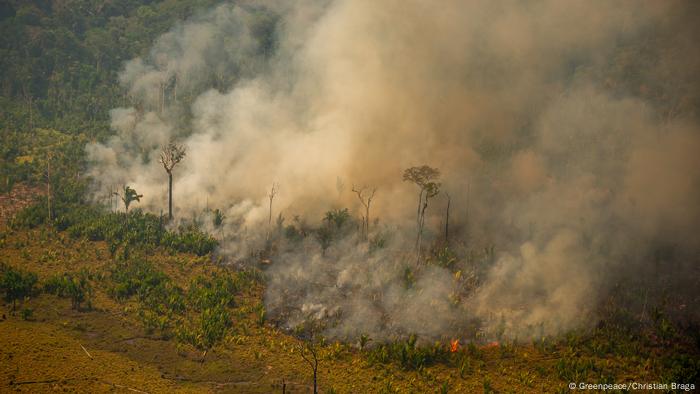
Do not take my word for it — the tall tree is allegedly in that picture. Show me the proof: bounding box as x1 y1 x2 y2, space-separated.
351 185 377 240
403 165 440 258
159 142 186 220
444 192 451 243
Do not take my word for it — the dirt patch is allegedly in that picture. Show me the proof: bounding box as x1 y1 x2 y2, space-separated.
0 183 44 225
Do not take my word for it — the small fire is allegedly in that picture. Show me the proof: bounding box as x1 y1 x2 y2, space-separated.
484 341 499 348
450 339 459 353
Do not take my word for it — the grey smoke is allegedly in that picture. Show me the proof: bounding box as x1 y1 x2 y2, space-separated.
87 1 700 341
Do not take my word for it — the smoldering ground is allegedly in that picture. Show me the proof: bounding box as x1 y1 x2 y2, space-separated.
86 0 700 341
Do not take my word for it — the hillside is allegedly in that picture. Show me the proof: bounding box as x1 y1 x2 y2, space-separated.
1 1 700 393
1 222 696 393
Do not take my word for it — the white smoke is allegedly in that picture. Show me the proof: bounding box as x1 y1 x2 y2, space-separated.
87 0 700 341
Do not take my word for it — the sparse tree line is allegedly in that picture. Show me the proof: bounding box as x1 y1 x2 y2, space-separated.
258 164 448 265
0 254 262 359
0 263 90 316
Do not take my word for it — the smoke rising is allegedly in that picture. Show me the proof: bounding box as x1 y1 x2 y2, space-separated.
87 1 700 341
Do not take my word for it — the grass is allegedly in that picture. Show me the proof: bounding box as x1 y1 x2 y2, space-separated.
0 224 698 392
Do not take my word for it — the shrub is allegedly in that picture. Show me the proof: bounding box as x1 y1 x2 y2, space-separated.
324 208 351 229
44 271 91 310
314 226 333 255
21 307 33 320
187 275 237 312
367 335 451 370
555 357 598 382
10 203 46 229
284 224 304 243
108 259 170 302
428 246 457 270
369 233 388 253
661 353 700 385
15 203 217 256
162 224 217 256
0 265 38 310
199 305 232 350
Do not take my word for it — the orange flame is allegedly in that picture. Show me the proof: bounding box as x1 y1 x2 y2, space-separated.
450 339 459 353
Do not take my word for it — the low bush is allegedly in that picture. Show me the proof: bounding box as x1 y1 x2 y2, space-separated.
44 270 92 310
109 258 245 351
162 223 217 256
187 275 238 312
14 203 217 256
0 265 38 310
198 305 232 350
367 335 451 371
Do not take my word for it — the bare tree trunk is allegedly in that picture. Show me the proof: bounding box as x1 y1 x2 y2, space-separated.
168 171 173 220
415 190 423 251
352 186 376 241
445 193 450 242
416 190 422 228
46 154 51 222
269 196 273 227
418 200 427 257
267 183 278 241
365 204 370 237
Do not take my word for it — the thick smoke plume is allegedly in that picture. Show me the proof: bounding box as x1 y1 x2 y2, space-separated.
87 1 700 341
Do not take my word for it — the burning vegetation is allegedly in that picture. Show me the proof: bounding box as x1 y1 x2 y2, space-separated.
1 0 699 392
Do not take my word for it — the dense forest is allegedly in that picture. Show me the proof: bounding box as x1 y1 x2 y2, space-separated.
1 1 699 392
0 0 275 193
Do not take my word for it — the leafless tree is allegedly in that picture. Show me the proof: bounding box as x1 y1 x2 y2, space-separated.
297 340 319 394
267 182 279 241
352 185 377 240
444 192 451 243
159 142 186 220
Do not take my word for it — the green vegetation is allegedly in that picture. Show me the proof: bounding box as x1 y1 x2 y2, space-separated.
0 1 698 392
0 0 223 136
0 264 38 310
44 270 92 310
106 256 256 351
367 335 452 371
0 224 698 392
14 203 217 256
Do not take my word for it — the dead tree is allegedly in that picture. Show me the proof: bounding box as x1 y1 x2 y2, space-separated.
267 183 279 242
297 340 319 394
46 152 51 222
352 185 377 240
403 165 440 258
159 142 186 221
444 192 450 243
268 182 279 229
